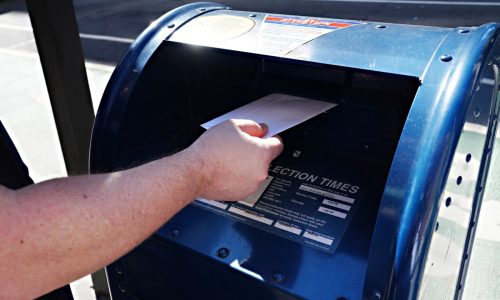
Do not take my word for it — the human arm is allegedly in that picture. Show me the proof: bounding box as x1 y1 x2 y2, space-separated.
0 119 283 299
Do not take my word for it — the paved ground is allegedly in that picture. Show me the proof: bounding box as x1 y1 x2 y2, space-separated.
0 0 499 299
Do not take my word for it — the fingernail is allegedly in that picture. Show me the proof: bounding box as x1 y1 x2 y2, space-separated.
259 123 268 130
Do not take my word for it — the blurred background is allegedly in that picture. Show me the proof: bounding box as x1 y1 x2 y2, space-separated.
0 0 499 299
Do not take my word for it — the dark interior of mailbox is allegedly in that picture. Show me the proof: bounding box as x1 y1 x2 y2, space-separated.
111 41 419 258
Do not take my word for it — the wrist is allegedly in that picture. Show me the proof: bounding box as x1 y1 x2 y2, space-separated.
177 147 210 201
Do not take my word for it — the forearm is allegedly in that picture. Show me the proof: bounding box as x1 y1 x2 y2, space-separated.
0 150 200 299
0 119 283 299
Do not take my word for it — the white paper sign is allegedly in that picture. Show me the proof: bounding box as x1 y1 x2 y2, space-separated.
257 15 335 56
201 93 336 138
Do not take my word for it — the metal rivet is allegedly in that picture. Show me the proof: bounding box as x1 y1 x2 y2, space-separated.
118 284 127 292
272 272 285 283
473 107 481 117
375 25 386 29
198 8 206 12
478 186 483 193
440 55 453 62
445 197 452 207
167 24 175 29
435 221 439 231
458 29 470 34
115 265 123 274
466 153 472 162
249 14 257 17
169 229 179 238
216 247 229 258
457 176 463 185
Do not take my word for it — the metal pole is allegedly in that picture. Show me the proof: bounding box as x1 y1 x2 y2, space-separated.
25 0 110 298
25 0 94 175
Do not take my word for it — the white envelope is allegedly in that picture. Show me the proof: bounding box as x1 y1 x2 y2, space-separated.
201 93 336 137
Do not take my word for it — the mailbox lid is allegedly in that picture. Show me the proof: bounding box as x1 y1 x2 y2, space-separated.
169 9 453 78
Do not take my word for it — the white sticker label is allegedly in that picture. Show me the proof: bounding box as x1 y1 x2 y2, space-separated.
318 206 347 219
193 160 364 255
274 221 303 235
197 198 229 210
228 206 274 225
299 184 355 204
258 15 358 56
322 199 351 211
303 230 334 245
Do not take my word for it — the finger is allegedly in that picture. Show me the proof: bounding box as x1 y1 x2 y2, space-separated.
233 119 268 138
262 135 284 160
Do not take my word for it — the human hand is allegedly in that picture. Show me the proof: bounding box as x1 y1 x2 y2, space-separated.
185 119 283 201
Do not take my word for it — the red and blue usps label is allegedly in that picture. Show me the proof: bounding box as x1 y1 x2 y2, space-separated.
264 15 362 29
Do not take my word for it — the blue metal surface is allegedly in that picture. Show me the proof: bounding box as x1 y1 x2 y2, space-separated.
170 9 451 78
154 136 388 299
287 23 449 78
363 24 500 300
89 3 500 300
90 2 227 171
418 39 500 300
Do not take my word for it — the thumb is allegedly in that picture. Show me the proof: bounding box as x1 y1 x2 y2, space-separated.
262 135 284 160
234 119 268 138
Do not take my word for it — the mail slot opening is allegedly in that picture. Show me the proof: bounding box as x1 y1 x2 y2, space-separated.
112 41 419 173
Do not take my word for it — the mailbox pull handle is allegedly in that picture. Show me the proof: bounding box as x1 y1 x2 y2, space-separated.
230 259 264 281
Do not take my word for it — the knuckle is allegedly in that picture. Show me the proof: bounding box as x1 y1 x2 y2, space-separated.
256 144 269 158
257 168 268 182
263 147 273 162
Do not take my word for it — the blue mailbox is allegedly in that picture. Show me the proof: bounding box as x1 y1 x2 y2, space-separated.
90 3 500 299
